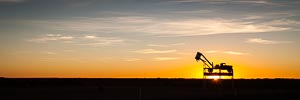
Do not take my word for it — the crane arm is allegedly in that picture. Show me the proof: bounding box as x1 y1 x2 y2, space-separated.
195 52 213 68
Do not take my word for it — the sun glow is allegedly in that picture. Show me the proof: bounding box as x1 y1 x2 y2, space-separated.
207 76 220 80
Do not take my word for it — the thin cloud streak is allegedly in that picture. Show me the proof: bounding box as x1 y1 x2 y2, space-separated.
147 44 168 47
147 43 185 47
246 38 292 44
243 15 264 20
134 49 176 54
171 0 225 3
264 19 300 26
31 16 291 37
28 34 125 46
172 0 278 5
223 51 247 55
28 34 74 43
84 35 98 39
172 10 213 14
235 0 277 5
155 57 179 61
204 50 248 55
77 37 124 46
171 43 185 46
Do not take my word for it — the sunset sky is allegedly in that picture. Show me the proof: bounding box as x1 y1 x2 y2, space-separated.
0 0 299 78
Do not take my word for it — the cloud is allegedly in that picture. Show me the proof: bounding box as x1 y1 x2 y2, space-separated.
46 33 60 36
147 43 185 47
28 34 125 46
246 38 292 44
170 0 226 4
32 16 290 37
78 37 124 46
243 15 264 20
84 35 98 39
234 0 276 5
171 0 277 5
60 36 74 40
263 12 299 19
264 19 300 26
205 50 218 53
28 34 74 43
155 57 179 61
223 51 247 55
203 50 248 55
170 0 201 3
171 43 185 46
147 44 168 47
134 49 176 54
172 10 213 14
156 19 288 36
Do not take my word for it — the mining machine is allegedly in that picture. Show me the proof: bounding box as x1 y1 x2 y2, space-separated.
195 52 233 78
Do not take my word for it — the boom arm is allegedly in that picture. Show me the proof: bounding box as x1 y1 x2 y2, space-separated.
195 52 213 68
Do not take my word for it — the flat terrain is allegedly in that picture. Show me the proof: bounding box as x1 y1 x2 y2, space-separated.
0 78 299 100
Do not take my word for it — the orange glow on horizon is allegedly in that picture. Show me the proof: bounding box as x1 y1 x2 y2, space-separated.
208 76 220 80
1 55 300 79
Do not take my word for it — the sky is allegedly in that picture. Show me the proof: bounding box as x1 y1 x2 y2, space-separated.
0 0 300 79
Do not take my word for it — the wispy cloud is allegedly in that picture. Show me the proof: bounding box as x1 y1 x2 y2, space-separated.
31 16 290 37
60 36 74 40
172 10 213 14
246 38 292 44
156 19 288 36
223 51 247 55
235 0 276 5
28 34 74 43
263 12 299 19
264 19 300 26
147 43 185 47
204 50 248 55
155 57 179 61
78 37 124 46
171 43 185 46
170 0 201 3
134 49 176 54
147 44 168 47
83 35 98 39
243 15 264 20
171 0 226 4
46 34 61 37
173 0 279 5
28 34 125 46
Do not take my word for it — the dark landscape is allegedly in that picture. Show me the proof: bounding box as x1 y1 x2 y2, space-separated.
0 78 299 100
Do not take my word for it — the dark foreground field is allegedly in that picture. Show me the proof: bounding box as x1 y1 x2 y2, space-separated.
0 78 299 100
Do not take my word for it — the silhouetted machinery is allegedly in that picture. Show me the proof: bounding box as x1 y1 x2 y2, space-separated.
195 52 234 79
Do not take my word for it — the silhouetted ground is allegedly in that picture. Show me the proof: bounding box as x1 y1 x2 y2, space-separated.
0 78 299 100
